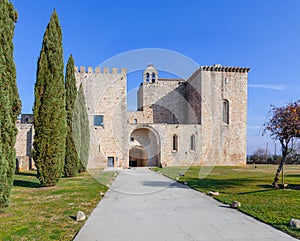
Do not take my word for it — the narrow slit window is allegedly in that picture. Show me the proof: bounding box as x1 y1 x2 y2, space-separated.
223 100 229 124
172 135 178 151
190 135 195 151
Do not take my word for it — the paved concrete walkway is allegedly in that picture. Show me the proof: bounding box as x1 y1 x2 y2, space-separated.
74 168 298 241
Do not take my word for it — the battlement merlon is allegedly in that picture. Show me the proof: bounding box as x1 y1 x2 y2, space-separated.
74 66 127 75
201 64 250 73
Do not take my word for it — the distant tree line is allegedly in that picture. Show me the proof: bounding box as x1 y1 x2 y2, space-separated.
247 144 300 165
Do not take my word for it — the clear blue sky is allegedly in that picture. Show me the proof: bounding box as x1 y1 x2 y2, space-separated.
12 0 300 155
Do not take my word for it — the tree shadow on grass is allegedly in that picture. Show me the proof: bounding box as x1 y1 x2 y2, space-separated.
287 184 300 190
15 172 37 177
286 174 300 178
13 179 42 188
237 188 275 195
258 183 300 191
185 177 251 190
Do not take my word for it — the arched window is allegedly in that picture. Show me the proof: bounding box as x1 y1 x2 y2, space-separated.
190 135 195 151
151 72 156 83
146 73 150 83
133 119 137 124
223 100 229 124
172 135 178 151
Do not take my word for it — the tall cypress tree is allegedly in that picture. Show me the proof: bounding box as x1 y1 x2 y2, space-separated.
72 84 89 173
78 84 89 172
0 0 21 211
64 55 79 177
33 10 66 186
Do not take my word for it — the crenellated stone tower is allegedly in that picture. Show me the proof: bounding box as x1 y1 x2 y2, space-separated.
75 66 128 168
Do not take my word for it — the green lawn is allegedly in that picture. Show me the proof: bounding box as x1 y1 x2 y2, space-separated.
152 165 300 239
0 170 117 241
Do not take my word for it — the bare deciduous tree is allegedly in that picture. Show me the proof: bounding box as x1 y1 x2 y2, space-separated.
264 100 300 188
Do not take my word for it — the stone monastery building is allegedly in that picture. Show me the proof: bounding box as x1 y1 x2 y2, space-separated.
75 64 249 169
15 63 249 170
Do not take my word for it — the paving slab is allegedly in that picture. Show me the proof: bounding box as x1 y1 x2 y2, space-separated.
74 168 298 241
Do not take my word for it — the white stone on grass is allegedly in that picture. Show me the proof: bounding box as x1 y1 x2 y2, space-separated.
230 201 241 208
76 211 86 222
207 191 219 196
289 219 300 228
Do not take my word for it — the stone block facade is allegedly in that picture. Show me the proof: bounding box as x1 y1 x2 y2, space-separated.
15 118 35 172
75 63 249 168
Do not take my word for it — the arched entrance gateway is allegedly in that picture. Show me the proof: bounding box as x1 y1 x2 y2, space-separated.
129 126 161 167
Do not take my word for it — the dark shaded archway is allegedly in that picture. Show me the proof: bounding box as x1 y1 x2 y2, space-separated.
129 146 147 167
129 126 161 167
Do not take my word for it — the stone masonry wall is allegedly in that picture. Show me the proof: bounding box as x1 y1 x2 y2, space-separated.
198 65 249 165
138 80 188 124
75 66 128 168
15 123 34 171
186 70 202 124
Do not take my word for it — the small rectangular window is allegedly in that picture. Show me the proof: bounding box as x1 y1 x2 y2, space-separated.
94 115 104 126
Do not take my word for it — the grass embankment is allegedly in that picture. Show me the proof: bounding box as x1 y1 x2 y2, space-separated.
0 170 117 241
152 165 300 239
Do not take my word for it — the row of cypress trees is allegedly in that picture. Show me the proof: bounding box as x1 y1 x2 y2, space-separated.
33 10 90 187
0 2 90 212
